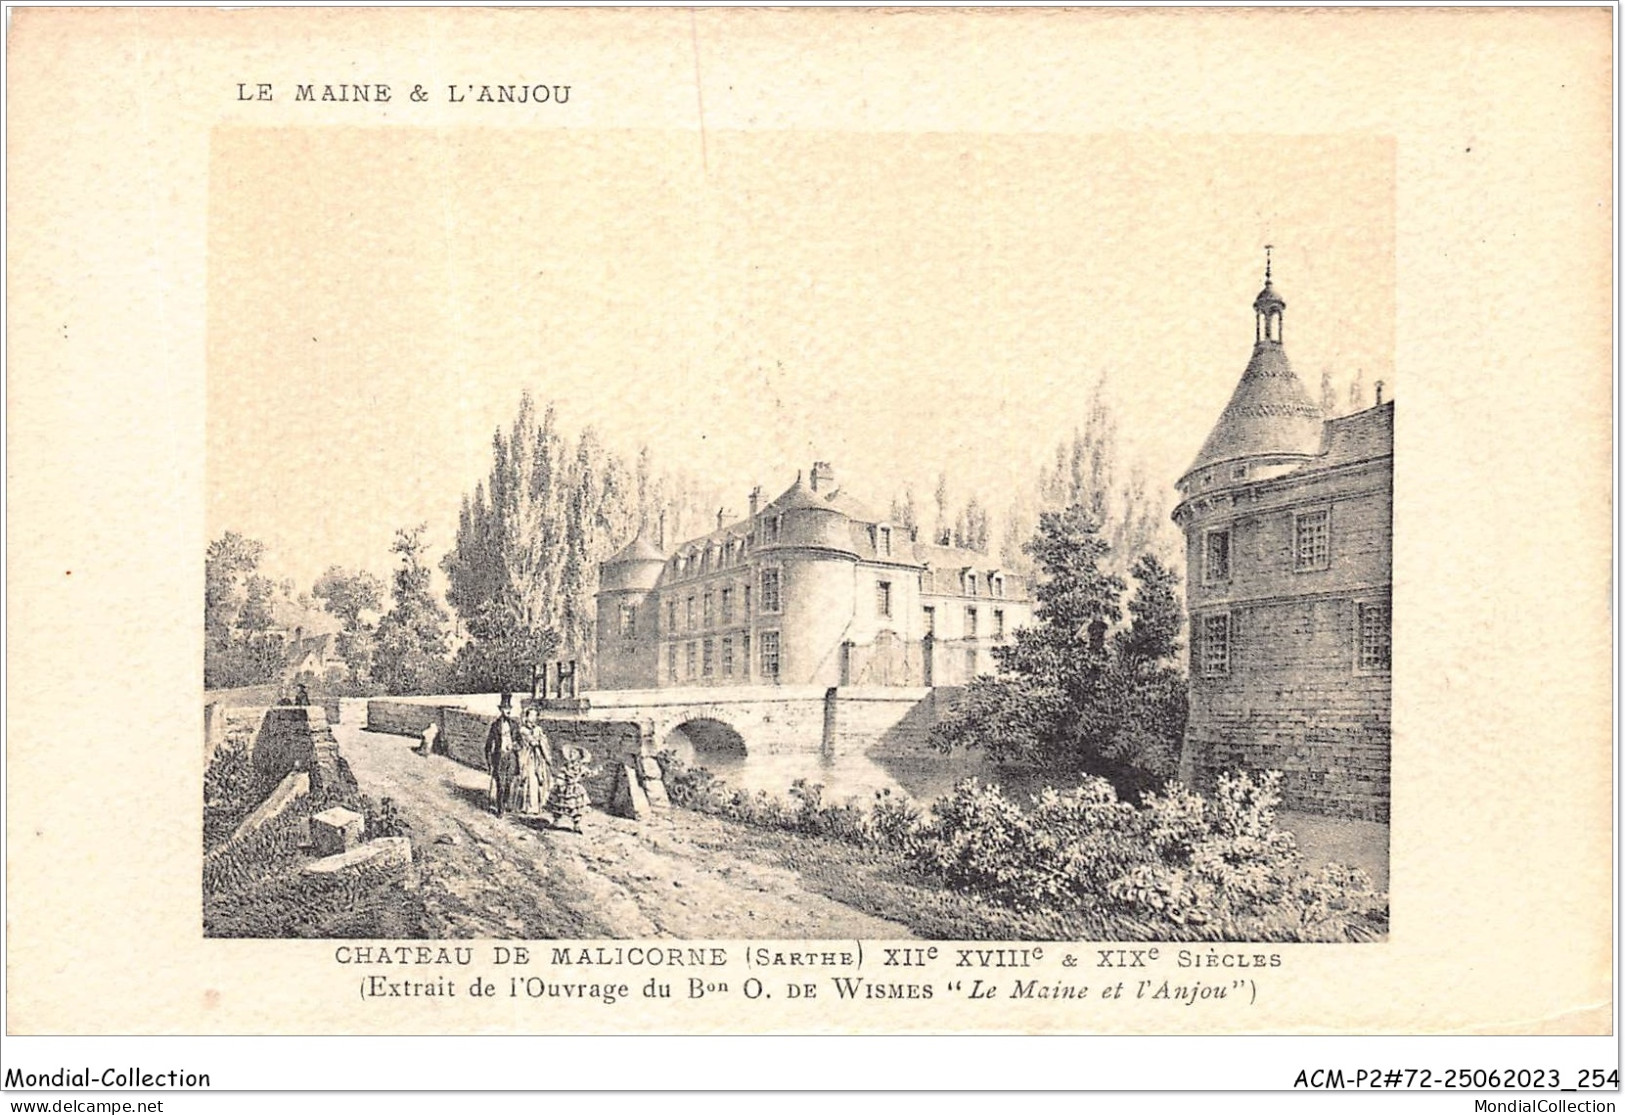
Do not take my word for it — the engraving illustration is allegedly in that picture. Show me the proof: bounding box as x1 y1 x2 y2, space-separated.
202 132 1391 943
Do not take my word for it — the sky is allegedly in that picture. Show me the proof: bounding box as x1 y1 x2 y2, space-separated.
207 127 1394 590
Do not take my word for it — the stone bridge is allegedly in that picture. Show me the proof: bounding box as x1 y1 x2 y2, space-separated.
363 686 958 769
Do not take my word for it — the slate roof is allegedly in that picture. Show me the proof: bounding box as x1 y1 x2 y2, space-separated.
1185 340 1324 478
606 527 667 565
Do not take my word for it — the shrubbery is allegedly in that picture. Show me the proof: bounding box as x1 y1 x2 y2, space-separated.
658 752 1385 942
203 743 421 938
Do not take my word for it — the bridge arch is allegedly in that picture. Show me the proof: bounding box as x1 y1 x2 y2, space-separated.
660 716 748 767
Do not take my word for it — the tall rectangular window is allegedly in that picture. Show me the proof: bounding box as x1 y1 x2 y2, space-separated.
742 633 752 677
967 572 979 597
1205 529 1231 583
685 641 697 680
702 638 715 677
923 606 935 636
686 596 696 630
879 526 892 556
721 636 734 678
994 609 1005 638
618 603 637 638
721 587 734 623
743 584 752 615
761 568 782 613
966 606 978 637
1201 613 1231 677
667 600 677 634
667 645 678 683
1295 509 1331 571
703 591 714 628
760 631 780 679
876 581 893 618
1358 601 1392 671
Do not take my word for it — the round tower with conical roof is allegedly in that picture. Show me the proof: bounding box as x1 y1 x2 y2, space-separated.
595 523 667 690
1171 254 1394 823
753 471 861 685
1177 251 1324 499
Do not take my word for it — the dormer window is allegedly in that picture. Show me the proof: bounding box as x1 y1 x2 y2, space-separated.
966 572 979 597
879 526 892 557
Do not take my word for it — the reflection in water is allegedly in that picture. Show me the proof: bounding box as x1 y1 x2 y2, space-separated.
665 727 1061 808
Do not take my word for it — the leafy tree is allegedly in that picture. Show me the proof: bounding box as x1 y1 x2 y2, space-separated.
442 393 641 691
1004 375 1181 581
204 532 286 688
930 508 1187 797
1099 555 1189 781
888 487 919 536
372 524 450 695
313 566 384 628
313 566 385 686
205 532 264 642
953 495 991 553
932 471 951 545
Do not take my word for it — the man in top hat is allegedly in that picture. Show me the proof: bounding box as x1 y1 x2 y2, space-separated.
484 691 521 816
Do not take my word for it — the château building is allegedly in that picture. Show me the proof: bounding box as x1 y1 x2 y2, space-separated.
596 462 1033 690
1173 258 1393 821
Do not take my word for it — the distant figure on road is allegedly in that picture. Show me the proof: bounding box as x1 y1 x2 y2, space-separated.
516 705 554 818
417 721 440 757
552 745 593 833
484 692 521 817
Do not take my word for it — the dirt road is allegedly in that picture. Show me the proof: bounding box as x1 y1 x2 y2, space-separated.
335 723 914 939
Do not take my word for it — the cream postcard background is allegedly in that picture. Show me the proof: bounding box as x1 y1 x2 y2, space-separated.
5 8 1612 1035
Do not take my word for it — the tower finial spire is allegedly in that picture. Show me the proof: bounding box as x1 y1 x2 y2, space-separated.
1253 247 1286 344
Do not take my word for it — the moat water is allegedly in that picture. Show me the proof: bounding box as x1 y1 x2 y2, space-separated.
661 732 1058 807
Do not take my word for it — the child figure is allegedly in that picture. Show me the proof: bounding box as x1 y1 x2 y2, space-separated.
552 745 594 833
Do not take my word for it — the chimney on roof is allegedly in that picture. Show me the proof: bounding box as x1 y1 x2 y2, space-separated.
657 510 666 550
717 507 726 531
749 486 761 517
1375 380 1385 406
810 461 835 493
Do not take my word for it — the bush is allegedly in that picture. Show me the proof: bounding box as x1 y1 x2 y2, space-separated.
203 744 280 850
911 776 1152 911
658 750 1386 941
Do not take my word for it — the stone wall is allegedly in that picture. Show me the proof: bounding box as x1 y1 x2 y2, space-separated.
1183 586 1392 821
536 717 647 804
366 698 450 737
364 687 952 792
252 706 347 794
440 708 494 769
1183 720 1390 822
824 687 940 760
1176 412 1392 823
432 704 644 806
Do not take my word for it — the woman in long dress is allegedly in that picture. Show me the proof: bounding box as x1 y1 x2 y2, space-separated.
516 706 554 817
